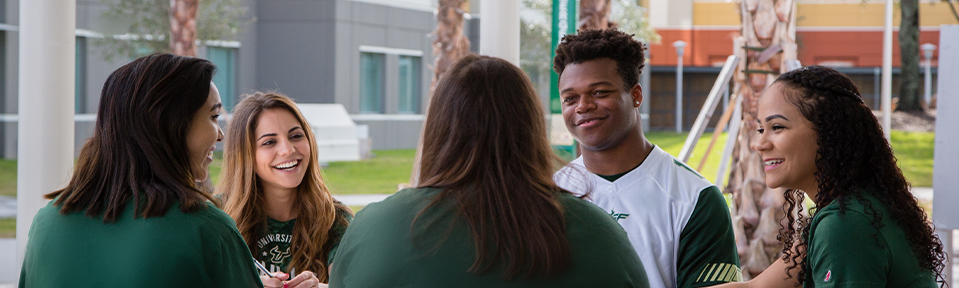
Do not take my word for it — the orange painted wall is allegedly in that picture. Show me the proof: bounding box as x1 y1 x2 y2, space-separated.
647 29 740 67
797 30 942 67
648 29 943 68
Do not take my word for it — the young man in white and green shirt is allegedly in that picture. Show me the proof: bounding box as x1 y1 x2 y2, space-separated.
552 29 740 288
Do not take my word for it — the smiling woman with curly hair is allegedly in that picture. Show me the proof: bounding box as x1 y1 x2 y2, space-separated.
712 66 945 288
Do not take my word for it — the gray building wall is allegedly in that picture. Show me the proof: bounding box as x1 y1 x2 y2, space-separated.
1 0 17 159
245 0 434 150
0 0 435 158
332 0 433 149
252 0 337 103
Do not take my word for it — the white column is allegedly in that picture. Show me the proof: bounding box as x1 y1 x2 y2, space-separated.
673 40 686 133
881 0 893 142
932 24 958 287
479 0 520 65
17 0 76 266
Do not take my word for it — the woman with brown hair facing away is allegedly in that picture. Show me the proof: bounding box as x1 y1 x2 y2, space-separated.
19 53 262 288
713 66 945 288
329 54 649 287
218 92 352 288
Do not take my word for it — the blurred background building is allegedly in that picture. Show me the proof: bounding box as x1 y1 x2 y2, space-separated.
0 0 439 159
0 0 956 158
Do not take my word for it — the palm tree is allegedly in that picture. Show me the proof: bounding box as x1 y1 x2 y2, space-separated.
170 0 199 56
412 0 471 187
899 0 921 110
725 0 799 280
579 0 616 30
431 0 471 88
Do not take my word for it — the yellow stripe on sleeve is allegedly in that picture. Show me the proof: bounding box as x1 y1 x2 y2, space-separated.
711 264 730 282
702 264 718 282
696 265 709 282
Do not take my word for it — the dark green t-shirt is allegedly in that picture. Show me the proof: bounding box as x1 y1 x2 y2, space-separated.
330 187 650 288
20 200 263 288
804 193 937 288
678 186 742 287
254 209 352 276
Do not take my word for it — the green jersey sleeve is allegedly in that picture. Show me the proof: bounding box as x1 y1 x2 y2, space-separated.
806 209 888 287
677 186 742 288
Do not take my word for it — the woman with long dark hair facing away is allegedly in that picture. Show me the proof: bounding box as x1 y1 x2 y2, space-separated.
712 66 945 288
19 53 263 288
218 92 352 288
329 54 649 287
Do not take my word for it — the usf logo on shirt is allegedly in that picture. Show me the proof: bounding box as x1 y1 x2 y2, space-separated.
257 218 296 275
609 209 629 222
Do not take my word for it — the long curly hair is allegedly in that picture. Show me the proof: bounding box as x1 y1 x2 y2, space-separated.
216 92 351 282
773 66 946 286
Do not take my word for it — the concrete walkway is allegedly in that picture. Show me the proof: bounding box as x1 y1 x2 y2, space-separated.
332 193 393 206
0 196 14 218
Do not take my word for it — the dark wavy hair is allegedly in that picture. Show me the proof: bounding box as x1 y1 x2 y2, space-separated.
46 53 218 222
774 66 946 286
553 29 646 91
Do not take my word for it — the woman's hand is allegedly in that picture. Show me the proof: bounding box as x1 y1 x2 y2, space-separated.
260 272 290 288
285 270 323 288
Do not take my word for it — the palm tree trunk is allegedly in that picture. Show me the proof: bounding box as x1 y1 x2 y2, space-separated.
170 0 199 56
413 0 471 187
431 0 471 88
579 0 616 30
727 0 798 280
898 0 922 110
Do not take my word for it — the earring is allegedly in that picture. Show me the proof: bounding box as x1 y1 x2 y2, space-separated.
635 101 640 105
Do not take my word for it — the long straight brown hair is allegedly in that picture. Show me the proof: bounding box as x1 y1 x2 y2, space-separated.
216 92 350 282
46 53 217 222
415 54 571 280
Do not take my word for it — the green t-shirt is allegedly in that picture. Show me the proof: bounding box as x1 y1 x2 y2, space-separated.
678 186 742 287
255 208 352 276
19 199 263 288
804 193 937 288
330 187 650 288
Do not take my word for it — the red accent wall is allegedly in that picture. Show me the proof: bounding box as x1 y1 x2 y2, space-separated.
648 29 942 68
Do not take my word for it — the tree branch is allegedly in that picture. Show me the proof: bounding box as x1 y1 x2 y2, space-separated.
947 0 959 23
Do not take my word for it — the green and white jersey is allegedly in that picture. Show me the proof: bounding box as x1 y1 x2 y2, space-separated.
555 146 741 288
255 207 351 276
804 193 937 288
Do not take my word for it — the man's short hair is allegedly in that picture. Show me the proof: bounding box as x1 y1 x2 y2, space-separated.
553 29 647 91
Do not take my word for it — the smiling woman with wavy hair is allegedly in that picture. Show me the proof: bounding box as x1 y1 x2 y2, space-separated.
217 92 352 288
713 66 945 288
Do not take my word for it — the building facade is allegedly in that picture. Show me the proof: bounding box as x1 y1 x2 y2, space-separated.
0 0 436 159
641 0 956 130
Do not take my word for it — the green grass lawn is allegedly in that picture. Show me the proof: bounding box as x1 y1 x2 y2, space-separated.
0 130 936 236
0 218 13 238
891 131 935 187
0 159 15 197
321 149 416 195
0 131 936 198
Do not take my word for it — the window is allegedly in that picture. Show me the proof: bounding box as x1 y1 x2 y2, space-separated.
207 46 236 112
397 55 421 114
75 37 87 113
360 52 385 113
